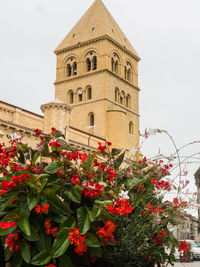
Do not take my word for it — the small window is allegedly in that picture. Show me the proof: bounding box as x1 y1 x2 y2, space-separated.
87 87 92 100
111 58 114 72
69 91 74 104
120 92 124 105
127 69 131 81
126 94 131 108
93 56 97 70
78 89 83 102
124 67 127 80
89 113 94 126
129 122 133 135
115 61 118 73
87 58 91 71
73 62 77 75
67 64 72 77
115 88 119 102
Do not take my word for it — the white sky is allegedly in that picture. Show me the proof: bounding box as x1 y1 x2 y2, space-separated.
0 0 200 209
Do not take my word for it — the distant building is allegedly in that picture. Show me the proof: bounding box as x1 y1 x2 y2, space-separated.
173 213 198 241
0 0 140 157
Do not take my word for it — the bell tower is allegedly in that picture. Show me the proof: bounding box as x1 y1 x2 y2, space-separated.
54 0 140 152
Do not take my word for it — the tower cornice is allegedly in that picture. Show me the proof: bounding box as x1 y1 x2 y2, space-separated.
54 69 140 92
54 35 140 62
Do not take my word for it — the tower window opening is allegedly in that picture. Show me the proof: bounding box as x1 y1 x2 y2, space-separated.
93 56 97 70
120 92 124 105
126 94 131 108
129 122 133 135
115 88 119 102
89 113 94 126
78 89 83 102
127 69 131 81
73 62 77 75
115 61 118 74
87 87 92 100
111 58 114 72
124 67 127 80
87 58 91 71
67 64 72 77
69 91 74 104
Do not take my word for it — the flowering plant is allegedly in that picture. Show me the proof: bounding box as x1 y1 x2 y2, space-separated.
0 128 189 266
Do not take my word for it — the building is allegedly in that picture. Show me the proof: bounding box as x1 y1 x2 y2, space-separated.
0 0 140 155
194 167 200 234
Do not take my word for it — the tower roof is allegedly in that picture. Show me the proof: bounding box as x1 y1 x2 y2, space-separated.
55 0 139 59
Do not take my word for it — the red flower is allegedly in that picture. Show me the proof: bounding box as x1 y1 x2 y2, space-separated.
153 230 167 245
44 219 51 229
97 220 117 244
34 203 50 214
97 142 106 154
45 264 57 267
107 199 134 215
49 142 61 148
34 129 42 136
70 174 80 184
68 228 87 255
0 221 16 229
105 141 112 146
178 241 190 254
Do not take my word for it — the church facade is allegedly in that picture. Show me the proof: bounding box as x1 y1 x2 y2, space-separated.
0 0 140 155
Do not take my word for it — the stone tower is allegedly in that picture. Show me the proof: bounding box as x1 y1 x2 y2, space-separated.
54 0 140 151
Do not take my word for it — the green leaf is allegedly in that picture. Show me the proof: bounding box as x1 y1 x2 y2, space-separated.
85 233 100 247
1 192 19 211
35 230 51 251
67 188 81 203
88 247 102 257
81 154 96 172
23 225 39 241
43 188 71 215
20 239 31 263
51 227 70 258
0 225 16 236
32 152 40 165
60 215 76 230
45 161 62 174
11 252 23 267
115 151 125 169
30 249 51 266
94 200 112 206
77 207 90 235
59 255 73 267
85 204 102 222
111 148 123 157
27 194 39 210
18 217 31 236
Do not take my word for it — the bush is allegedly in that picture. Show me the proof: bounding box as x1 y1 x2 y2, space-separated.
0 128 188 266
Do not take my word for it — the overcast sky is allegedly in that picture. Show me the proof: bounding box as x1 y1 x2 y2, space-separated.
0 0 200 208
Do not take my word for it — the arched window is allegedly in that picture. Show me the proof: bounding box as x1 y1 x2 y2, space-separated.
93 56 97 70
78 88 83 102
89 113 94 126
67 64 72 77
66 57 77 77
111 58 114 72
87 87 92 100
126 94 131 108
129 122 133 135
120 91 124 105
124 66 127 80
85 51 97 72
125 61 132 82
115 61 118 74
115 88 119 102
68 90 74 104
87 58 91 71
73 62 77 75
111 52 120 74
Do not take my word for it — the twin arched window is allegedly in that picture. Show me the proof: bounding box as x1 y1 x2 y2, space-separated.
112 53 120 74
115 88 131 108
125 61 132 82
66 57 77 77
86 51 97 72
67 86 92 104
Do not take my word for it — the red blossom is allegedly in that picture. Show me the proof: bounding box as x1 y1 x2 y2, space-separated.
0 221 16 229
70 174 80 184
96 220 117 244
34 203 50 214
49 141 61 148
68 228 87 255
97 142 106 154
153 230 167 245
34 129 42 136
178 241 190 254
107 199 134 215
